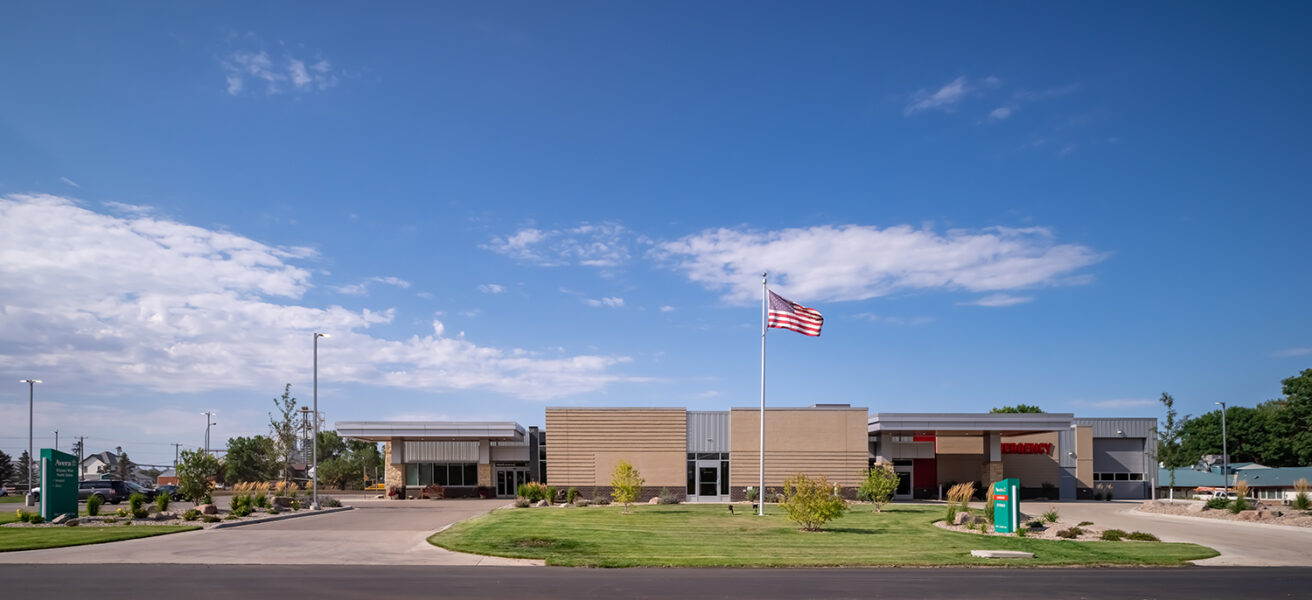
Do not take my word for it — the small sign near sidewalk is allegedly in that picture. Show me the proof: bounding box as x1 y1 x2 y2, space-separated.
992 478 1020 533
40 448 79 522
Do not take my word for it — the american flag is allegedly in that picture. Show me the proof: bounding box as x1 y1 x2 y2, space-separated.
767 290 823 337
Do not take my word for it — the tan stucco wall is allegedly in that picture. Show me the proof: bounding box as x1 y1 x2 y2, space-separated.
1076 426 1093 488
936 454 983 484
1000 431 1060 487
936 435 984 454
544 408 687 487
729 407 867 488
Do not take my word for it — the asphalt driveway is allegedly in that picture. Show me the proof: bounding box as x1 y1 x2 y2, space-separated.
0 498 540 566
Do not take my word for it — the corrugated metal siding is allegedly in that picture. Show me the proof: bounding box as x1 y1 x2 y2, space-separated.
687 411 730 452
1076 418 1156 440
1058 427 1076 468
490 444 529 462
404 441 479 462
1093 438 1144 472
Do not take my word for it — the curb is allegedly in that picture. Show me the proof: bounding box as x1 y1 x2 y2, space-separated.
209 506 353 529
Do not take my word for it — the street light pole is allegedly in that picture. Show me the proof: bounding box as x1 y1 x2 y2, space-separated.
52 430 58 452
313 332 329 510
202 411 217 456
1215 401 1228 493
20 379 41 507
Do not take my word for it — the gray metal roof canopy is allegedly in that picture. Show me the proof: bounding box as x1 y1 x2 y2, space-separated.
868 413 1076 435
334 421 526 442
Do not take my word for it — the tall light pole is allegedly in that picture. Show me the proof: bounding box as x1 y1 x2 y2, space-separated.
20 379 41 506
52 430 58 452
313 332 329 510
202 411 217 456
1215 401 1228 493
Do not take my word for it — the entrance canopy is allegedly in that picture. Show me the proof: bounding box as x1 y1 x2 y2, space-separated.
335 421 526 443
868 413 1074 436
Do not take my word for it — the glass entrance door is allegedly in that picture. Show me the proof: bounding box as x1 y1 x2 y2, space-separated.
894 465 913 500
496 468 528 498
698 466 718 497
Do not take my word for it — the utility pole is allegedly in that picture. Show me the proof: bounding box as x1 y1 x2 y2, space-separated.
52 430 59 452
74 436 86 481
171 443 183 470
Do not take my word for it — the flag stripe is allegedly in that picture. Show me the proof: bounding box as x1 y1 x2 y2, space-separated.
766 290 823 337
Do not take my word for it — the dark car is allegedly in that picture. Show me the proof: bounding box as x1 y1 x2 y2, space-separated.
154 484 183 501
76 480 156 504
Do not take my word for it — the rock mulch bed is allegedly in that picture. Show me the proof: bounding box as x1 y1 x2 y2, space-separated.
1136 499 1312 528
935 511 1153 542
5 504 319 529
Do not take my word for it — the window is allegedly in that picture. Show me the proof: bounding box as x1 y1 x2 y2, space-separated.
405 462 478 486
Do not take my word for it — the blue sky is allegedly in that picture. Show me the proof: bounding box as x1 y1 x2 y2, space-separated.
2 2 1309 467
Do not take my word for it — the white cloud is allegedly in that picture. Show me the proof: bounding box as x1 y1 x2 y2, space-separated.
964 294 1033 307
59 177 80 188
478 284 505 294
585 296 624 308
0 194 632 400
331 276 410 295
989 106 1013 121
659 224 1102 304
484 222 632 267
659 305 676 313
904 76 970 115
221 49 339 96
1272 347 1312 358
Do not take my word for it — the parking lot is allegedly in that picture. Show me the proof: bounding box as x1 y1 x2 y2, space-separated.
0 498 540 566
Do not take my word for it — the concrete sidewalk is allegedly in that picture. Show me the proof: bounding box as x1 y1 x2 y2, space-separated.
0 498 542 566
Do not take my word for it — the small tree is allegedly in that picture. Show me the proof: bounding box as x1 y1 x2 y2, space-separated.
779 473 848 531
177 449 219 503
1294 478 1311 511
16 450 37 489
857 461 898 512
115 447 133 481
610 460 644 513
1154 392 1192 501
990 405 1043 414
268 383 300 482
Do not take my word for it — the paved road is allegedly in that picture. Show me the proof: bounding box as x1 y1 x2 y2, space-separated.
3 564 1310 599
0 498 539 565
1009 500 1312 566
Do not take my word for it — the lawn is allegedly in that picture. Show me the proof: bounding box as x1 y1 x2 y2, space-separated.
430 504 1218 567
0 507 198 552
0 496 27 504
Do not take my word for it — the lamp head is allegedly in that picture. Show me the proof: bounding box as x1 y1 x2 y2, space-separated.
315 332 330 338
19 379 41 384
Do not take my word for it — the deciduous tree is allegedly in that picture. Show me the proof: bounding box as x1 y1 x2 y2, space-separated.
225 435 276 483
780 473 848 531
990 405 1043 413
610 460 644 513
268 383 300 482
857 462 898 512
1154 393 1191 497
177 448 220 502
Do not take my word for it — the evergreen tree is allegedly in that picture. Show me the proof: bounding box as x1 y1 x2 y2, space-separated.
0 450 13 487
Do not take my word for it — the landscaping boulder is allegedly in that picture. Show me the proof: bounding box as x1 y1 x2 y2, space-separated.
1237 510 1260 521
51 514 74 525
534 500 549 508
156 511 176 521
648 497 660 505
1186 503 1206 513
272 497 292 508
198 504 219 515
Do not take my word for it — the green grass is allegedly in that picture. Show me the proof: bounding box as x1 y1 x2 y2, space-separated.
0 497 27 504
1 507 198 551
430 504 1218 567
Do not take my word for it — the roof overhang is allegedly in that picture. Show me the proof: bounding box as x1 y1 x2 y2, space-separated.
868 413 1075 435
334 421 526 443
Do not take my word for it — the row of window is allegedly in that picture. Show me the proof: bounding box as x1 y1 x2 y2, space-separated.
1093 472 1144 481
405 462 479 487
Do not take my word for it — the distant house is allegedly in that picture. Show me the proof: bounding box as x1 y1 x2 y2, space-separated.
81 451 151 486
156 468 177 486
1159 464 1312 503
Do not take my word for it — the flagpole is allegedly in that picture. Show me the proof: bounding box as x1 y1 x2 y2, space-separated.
759 272 767 517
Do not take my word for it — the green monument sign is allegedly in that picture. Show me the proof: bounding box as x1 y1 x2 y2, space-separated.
40 448 79 522
991 478 1020 533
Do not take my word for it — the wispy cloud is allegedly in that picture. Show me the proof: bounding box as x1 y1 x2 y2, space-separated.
331 276 410 296
585 296 624 308
0 194 634 400
484 222 633 268
221 49 339 96
659 305 676 313
904 76 972 116
1272 347 1312 358
963 294 1033 307
852 313 934 325
59 177 80 188
988 106 1013 121
478 284 505 294
659 224 1102 305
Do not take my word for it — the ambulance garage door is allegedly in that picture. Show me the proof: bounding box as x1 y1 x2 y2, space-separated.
1092 438 1148 499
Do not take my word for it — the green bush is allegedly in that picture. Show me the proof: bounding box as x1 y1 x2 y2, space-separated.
183 509 200 521
779 473 848 531
1127 531 1159 541
566 487 579 504
1042 508 1059 523
1055 527 1083 539
29 515 44 524
129 492 145 512
1229 497 1249 514
155 493 169 512
1294 492 1310 511
1101 529 1127 541
1205 497 1231 510
254 494 269 508
1093 491 1104 501
518 482 549 502
16 510 31 523
857 462 898 512
546 486 558 505
657 487 681 505
1040 482 1057 498
1015 526 1027 538
1078 520 1094 527
201 515 220 523
87 495 103 516
514 497 531 508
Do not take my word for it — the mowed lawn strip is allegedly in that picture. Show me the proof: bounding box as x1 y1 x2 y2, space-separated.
1 507 199 552
430 504 1218 567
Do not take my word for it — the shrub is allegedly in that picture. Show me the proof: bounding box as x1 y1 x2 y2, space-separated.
947 482 975 509
1229 497 1248 514
254 494 269 509
657 487 681 505
1077 520 1094 527
1104 487 1114 501
518 482 549 502
176 449 219 503
1056 527 1083 539
16 510 31 523
1295 479 1311 511
745 486 759 502
183 509 200 521
984 495 996 524
1233 480 1251 512
546 486 558 505
1040 482 1057 499
514 497 531 508
29 515 44 524
1126 531 1159 541
1015 526 1027 538
1093 491 1104 501
201 515 220 523
268 507 280 515
132 507 149 519
129 492 145 513
1101 529 1127 541
1205 497 1231 510
566 487 579 504
1025 519 1043 529
103 517 118 524
87 494 103 516
857 462 898 512
155 493 169 512
1042 507 1059 523
318 495 342 508
610 460 645 513
779 473 848 532
202 493 213 506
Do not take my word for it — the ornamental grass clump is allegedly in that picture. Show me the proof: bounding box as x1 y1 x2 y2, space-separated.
779 473 848 532
1294 478 1311 511
1230 481 1251 513
1042 507 1059 523
944 482 974 523
129 493 149 519
517 481 550 503
155 493 170 513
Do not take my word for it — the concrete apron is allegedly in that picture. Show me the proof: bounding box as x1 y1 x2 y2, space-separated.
0 498 542 566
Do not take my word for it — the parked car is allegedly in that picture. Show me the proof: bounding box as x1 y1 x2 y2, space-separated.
154 484 183 501
77 480 157 504
0 486 8 496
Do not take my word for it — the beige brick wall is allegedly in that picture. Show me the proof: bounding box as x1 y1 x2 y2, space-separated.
545 408 687 487
1000 431 1060 487
729 407 867 488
